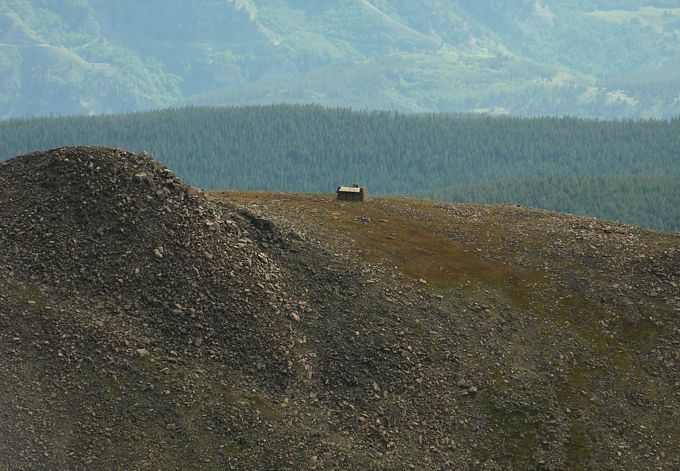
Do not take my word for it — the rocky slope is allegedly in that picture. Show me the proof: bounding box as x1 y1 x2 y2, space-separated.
1 147 679 470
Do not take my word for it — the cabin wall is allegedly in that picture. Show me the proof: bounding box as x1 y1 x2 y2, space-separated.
337 192 363 201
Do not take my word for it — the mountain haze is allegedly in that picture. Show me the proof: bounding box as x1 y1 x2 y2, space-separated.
1 1 679 118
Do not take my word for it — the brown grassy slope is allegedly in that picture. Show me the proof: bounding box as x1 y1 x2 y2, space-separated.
220 190 680 470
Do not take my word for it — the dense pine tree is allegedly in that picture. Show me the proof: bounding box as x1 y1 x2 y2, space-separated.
1 105 678 230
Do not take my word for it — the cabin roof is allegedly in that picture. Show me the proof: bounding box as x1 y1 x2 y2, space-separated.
338 186 362 193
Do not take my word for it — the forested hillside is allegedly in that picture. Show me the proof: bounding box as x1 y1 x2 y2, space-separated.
1 105 678 230
1 0 679 118
428 175 680 231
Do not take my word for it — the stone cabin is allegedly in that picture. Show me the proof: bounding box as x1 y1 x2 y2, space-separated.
336 184 368 202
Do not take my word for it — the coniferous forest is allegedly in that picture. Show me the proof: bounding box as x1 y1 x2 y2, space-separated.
1 105 678 231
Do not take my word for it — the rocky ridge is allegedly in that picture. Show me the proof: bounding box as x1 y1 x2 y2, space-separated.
0 147 298 377
0 147 314 469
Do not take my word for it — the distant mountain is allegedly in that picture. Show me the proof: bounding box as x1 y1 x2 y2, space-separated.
1 1 679 118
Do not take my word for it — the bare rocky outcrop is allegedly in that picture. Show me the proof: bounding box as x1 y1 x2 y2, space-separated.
0 147 312 469
0 147 296 377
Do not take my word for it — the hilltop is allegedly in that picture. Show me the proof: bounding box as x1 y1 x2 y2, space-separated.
1 1 679 118
1 147 679 469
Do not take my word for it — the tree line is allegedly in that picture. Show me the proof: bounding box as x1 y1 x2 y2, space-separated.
427 175 680 232
0 105 678 230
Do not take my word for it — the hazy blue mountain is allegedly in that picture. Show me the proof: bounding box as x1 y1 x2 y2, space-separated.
1 0 679 118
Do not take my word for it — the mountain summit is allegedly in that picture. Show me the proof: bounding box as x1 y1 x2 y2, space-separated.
1 1 679 118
